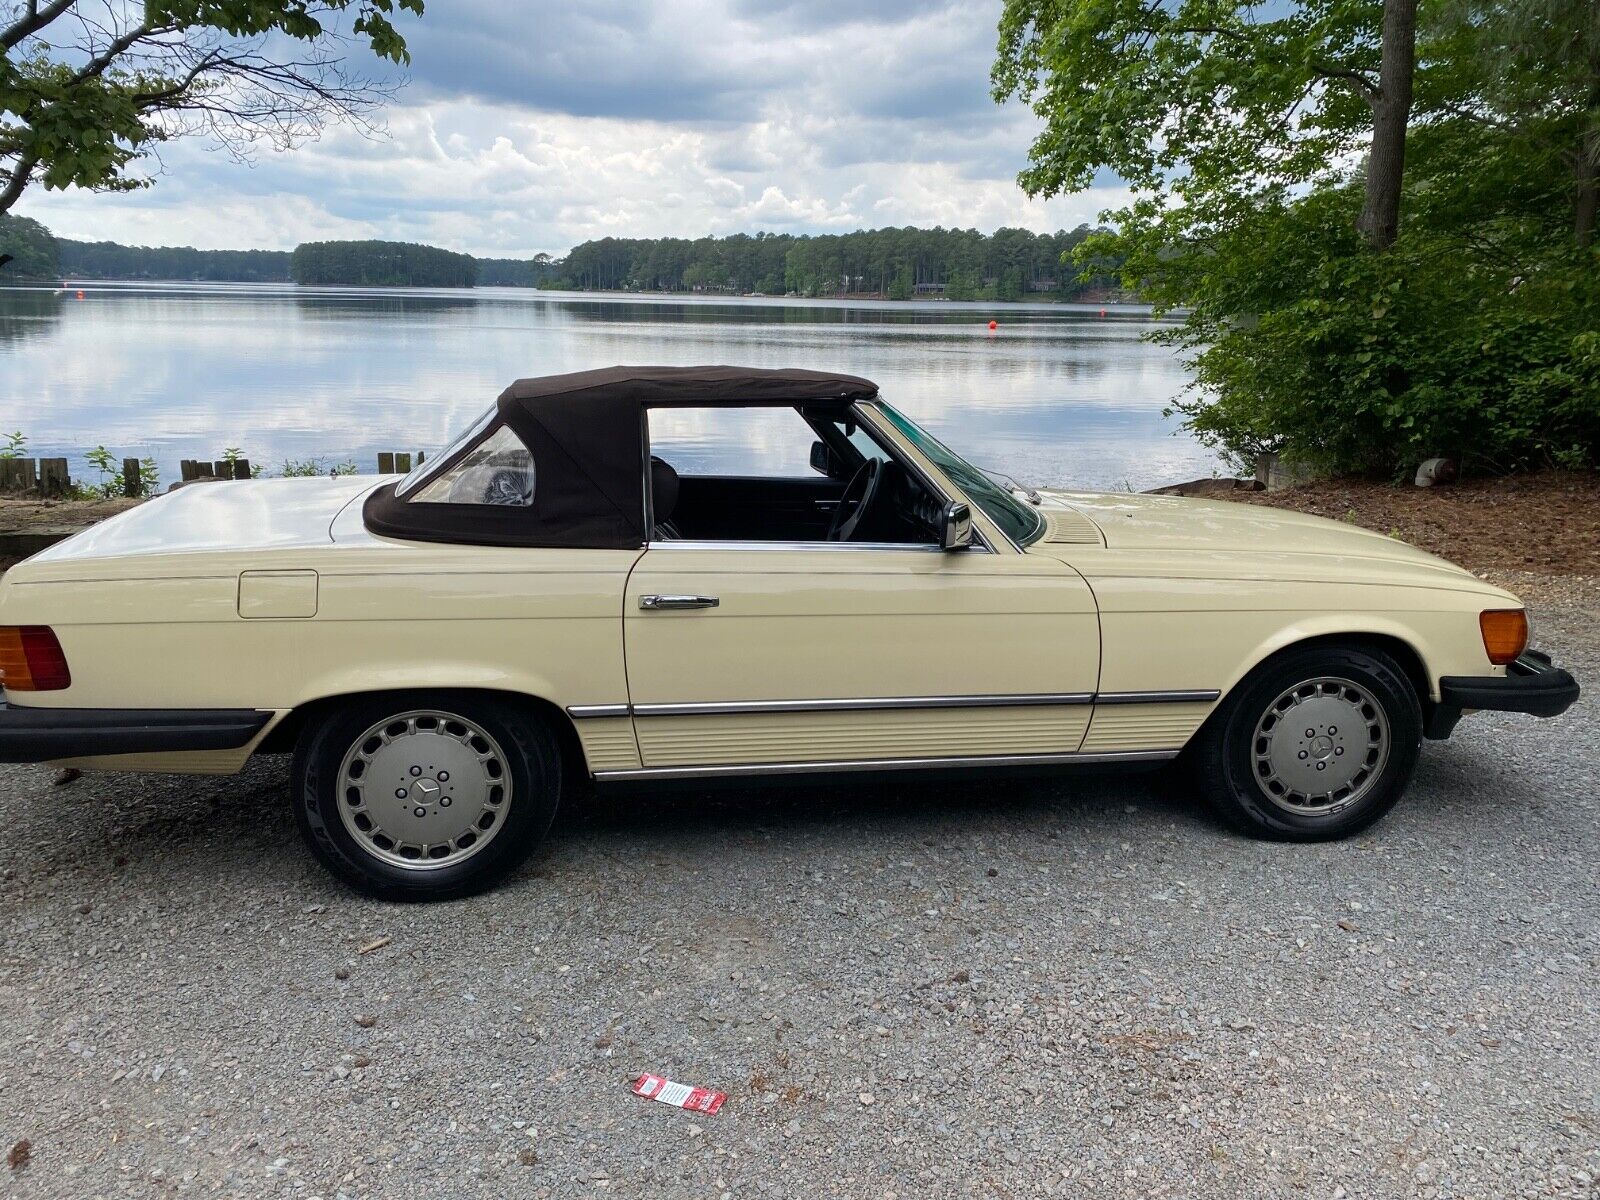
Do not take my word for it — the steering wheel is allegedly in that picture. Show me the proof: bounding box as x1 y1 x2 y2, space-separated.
827 457 884 542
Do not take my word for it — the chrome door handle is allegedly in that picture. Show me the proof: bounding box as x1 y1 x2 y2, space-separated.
639 594 720 611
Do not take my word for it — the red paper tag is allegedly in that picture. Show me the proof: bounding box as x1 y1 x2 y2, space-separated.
633 1073 726 1114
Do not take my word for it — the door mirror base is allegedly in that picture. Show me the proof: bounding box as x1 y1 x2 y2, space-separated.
940 501 973 551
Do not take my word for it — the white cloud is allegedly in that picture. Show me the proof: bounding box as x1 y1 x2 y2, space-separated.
14 0 1127 255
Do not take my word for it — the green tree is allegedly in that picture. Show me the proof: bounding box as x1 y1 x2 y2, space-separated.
290 239 476 287
1 0 424 214
993 0 1600 474
0 210 55 276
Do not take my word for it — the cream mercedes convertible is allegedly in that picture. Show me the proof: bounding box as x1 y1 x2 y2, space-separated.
0 367 1578 899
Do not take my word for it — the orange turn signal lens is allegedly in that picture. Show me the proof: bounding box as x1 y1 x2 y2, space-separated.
1479 609 1529 666
0 626 71 691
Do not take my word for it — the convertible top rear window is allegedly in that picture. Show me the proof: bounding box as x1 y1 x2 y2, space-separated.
414 425 535 506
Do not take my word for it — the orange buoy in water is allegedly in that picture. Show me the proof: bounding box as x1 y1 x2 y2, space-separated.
987 319 998 331
76 290 85 300
1099 307 1106 317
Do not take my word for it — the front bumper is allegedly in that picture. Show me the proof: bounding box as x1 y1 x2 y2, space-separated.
0 702 271 763
1426 650 1580 738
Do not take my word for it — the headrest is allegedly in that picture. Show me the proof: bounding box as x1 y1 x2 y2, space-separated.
650 456 679 524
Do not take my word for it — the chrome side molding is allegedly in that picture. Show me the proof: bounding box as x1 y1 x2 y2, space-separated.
566 689 1219 720
1093 689 1221 705
630 692 1094 717
591 748 1179 782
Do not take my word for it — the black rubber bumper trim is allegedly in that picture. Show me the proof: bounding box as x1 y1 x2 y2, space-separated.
1429 649 1580 738
0 702 272 763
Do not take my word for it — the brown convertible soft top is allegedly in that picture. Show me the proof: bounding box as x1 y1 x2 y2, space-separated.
363 365 879 549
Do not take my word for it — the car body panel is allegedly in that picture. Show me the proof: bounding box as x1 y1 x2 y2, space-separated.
620 542 1100 768
0 399 1538 779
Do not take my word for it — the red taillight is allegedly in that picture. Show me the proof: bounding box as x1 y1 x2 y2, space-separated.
0 626 71 691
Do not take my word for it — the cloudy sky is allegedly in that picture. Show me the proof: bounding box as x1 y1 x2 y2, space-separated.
16 0 1129 257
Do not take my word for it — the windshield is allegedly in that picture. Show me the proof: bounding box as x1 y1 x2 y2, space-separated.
872 401 1045 546
395 407 496 498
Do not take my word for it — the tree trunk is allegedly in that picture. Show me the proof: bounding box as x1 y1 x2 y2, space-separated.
1356 0 1418 251
1579 135 1599 249
1577 48 1600 249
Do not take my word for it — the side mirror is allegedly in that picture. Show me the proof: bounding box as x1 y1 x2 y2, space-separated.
940 501 973 551
809 439 839 477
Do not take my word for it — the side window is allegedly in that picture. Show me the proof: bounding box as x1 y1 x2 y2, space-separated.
413 425 536 506
647 406 833 477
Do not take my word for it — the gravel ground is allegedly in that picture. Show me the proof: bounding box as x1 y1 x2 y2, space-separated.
1 605 1596 1199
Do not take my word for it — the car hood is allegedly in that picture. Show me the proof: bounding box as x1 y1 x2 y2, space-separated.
1033 489 1482 581
15 476 381 578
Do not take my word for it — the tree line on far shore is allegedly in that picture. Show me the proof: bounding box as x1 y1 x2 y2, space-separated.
1 217 1122 301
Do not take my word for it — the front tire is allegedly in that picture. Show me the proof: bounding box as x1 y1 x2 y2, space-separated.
1194 644 1422 841
292 693 561 900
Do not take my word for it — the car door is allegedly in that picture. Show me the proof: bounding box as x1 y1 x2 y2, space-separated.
619 541 1100 773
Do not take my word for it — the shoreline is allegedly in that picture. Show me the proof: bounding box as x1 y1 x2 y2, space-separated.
3 279 1153 310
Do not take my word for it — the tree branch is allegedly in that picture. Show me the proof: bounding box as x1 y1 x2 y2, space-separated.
0 0 74 53
0 152 39 213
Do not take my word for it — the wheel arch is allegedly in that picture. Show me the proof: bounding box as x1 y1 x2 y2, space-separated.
258 687 589 780
1202 628 1433 745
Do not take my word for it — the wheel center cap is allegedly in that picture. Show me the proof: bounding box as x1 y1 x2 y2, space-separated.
405 778 442 803
1309 735 1335 759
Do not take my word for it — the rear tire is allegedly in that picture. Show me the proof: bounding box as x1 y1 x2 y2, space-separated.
292 692 561 900
1194 644 1422 841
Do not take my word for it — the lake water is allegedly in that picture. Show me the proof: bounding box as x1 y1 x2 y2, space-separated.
0 282 1218 493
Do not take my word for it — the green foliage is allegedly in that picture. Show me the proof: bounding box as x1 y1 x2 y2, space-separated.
994 0 1600 475
58 240 290 282
1152 187 1600 473
291 240 478 287
551 225 1120 299
2 1 424 212
76 444 126 499
0 213 57 277
279 456 358 477
0 430 24 459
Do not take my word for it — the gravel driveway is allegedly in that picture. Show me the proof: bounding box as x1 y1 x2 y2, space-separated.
2 606 1596 1199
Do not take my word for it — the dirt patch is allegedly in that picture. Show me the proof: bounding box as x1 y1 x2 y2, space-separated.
1230 470 1600 575
0 495 142 575
0 495 142 526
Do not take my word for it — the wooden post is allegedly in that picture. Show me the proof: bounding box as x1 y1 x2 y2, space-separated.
417 450 425 464
15 458 37 492
122 458 141 498
212 460 230 480
395 452 412 473
0 460 16 491
378 452 395 474
39 458 69 495
180 460 198 482
231 458 250 480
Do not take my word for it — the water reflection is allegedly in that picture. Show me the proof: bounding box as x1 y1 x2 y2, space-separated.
0 288 63 347
0 282 1218 491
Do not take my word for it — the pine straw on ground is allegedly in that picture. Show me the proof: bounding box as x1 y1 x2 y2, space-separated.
1232 470 1600 612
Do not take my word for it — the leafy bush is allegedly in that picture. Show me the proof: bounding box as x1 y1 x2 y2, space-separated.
1135 189 1600 475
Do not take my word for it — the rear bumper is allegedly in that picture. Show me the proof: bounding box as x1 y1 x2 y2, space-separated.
1426 650 1580 738
0 702 271 764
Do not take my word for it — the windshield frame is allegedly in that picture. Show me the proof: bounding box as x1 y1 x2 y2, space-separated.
866 400 1045 548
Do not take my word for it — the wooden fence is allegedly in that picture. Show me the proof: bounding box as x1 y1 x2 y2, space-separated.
1 451 427 498
0 457 71 495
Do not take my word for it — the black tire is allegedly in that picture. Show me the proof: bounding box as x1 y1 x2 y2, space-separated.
292 692 561 900
1193 643 1422 841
